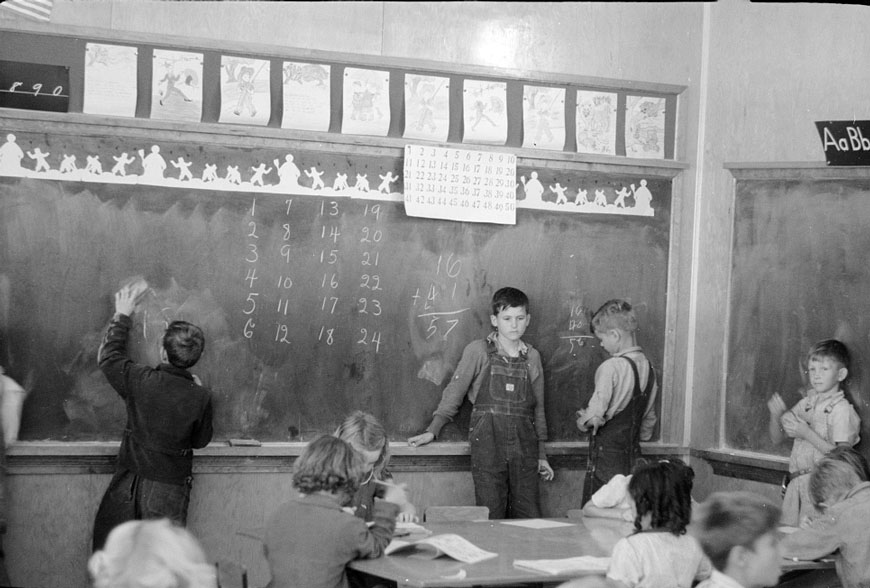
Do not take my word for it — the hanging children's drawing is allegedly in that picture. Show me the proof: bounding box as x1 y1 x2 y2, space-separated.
281 61 331 132
575 90 617 156
150 49 203 123
625 95 666 159
521 85 565 151
462 80 507 145
403 74 449 142
83 43 138 118
341 68 390 137
218 56 270 126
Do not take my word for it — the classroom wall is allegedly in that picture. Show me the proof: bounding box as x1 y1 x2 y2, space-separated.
689 0 870 451
8 1 870 586
0 3 705 586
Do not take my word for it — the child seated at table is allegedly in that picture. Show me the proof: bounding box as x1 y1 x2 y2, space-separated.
581 473 634 521
781 448 870 588
691 491 783 588
605 459 712 588
88 518 216 588
335 410 417 523
263 435 399 588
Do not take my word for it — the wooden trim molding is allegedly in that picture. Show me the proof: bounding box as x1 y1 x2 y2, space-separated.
691 448 788 486
0 109 688 178
725 163 870 181
8 442 687 475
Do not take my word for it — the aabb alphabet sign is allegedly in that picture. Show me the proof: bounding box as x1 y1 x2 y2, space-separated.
816 121 870 166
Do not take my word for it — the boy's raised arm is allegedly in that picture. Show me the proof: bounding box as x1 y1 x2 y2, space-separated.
767 393 788 445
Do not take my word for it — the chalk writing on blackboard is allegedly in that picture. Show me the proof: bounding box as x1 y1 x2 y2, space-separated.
814 120 870 166
0 59 69 112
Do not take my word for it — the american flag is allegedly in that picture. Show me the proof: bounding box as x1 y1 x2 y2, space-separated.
0 0 53 22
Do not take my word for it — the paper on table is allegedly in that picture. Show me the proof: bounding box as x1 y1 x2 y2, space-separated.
513 556 611 575
500 519 576 529
385 533 497 564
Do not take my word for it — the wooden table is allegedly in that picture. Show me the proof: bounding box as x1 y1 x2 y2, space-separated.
348 518 837 588
348 517 628 587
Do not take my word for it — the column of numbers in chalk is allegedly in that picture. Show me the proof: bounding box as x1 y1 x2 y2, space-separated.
318 199 341 347
242 198 260 339
273 198 295 345
356 202 384 353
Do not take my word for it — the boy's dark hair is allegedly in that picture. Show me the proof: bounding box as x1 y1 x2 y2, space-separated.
162 321 205 369
824 445 870 482
293 435 364 500
807 338 850 372
491 287 529 315
628 459 694 535
591 299 638 334
809 456 863 510
691 491 781 572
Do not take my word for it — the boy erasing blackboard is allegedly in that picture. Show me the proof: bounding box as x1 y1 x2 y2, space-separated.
91 279 214 551
408 287 554 519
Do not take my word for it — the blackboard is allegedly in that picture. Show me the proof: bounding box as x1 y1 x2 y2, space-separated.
0 130 671 443
726 170 870 456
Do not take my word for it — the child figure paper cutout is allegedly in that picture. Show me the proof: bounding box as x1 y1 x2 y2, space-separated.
462 80 507 145
151 49 203 123
522 86 565 150
282 61 331 132
403 74 449 142
219 56 270 126
83 43 138 118
342 68 390 137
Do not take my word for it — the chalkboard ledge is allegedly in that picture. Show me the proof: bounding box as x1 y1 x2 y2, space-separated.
8 441 685 475
692 448 789 486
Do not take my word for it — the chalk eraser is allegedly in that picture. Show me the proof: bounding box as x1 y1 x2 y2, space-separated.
228 438 261 447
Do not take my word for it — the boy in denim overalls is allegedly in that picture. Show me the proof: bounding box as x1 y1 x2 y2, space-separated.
577 299 658 506
409 287 554 519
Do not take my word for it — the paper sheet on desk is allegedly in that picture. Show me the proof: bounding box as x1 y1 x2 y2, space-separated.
513 556 611 575
385 534 497 564
500 519 576 529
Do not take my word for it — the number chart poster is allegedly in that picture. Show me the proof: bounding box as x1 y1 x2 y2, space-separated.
403 144 517 225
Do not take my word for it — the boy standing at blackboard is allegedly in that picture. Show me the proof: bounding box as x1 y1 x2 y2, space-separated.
91 281 214 551
408 287 554 519
767 339 860 527
576 299 658 506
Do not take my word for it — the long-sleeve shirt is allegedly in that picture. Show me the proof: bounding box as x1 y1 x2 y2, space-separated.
98 313 213 484
579 346 658 441
425 335 548 458
264 493 398 588
781 481 870 588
